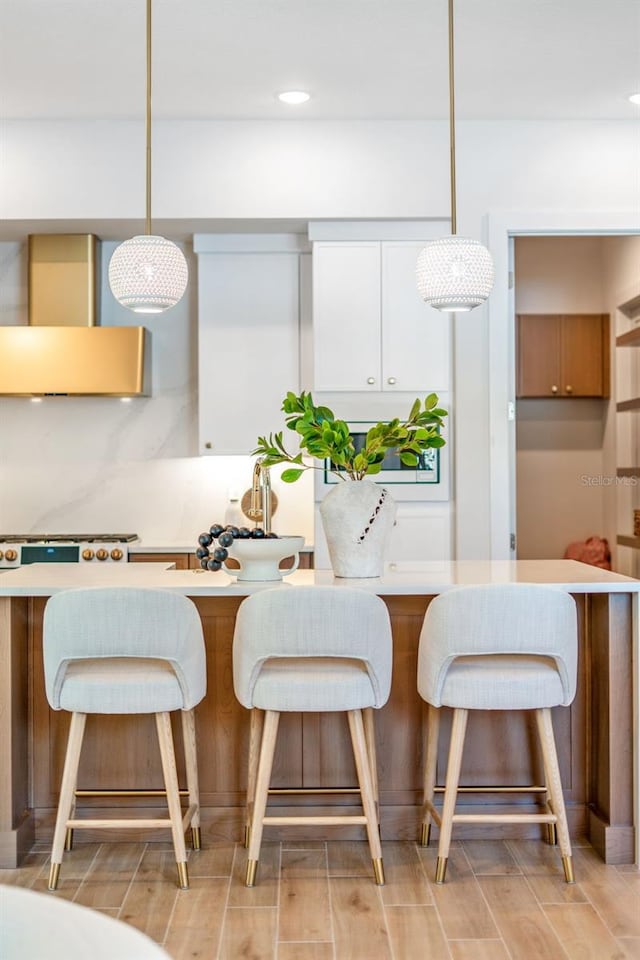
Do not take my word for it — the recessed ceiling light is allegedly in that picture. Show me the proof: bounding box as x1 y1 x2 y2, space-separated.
278 90 310 105
629 93 640 104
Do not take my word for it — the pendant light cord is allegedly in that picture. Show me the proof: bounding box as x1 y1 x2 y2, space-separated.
448 0 457 235
145 0 152 236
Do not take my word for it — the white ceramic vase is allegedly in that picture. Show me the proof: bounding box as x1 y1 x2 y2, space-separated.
319 477 396 578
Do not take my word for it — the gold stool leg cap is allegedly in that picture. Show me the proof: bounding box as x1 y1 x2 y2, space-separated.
420 822 431 847
245 859 258 887
562 855 575 884
547 822 557 846
372 857 385 886
48 862 61 891
191 826 201 851
435 856 448 884
244 824 251 849
177 861 189 890
64 827 74 852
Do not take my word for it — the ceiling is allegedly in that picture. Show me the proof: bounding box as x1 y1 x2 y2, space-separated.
1 0 639 123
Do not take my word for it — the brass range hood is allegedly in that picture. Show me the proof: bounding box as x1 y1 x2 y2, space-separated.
0 234 150 396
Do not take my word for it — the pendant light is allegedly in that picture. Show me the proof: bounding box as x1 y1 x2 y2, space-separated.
109 0 188 314
416 0 494 312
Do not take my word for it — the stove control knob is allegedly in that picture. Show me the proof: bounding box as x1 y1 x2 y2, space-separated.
5 549 18 562
96 548 109 561
110 548 123 561
0 551 4 560
82 549 95 561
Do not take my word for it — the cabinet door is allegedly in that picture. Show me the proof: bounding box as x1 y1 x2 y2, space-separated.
517 313 609 398
517 314 562 397
561 314 609 397
198 253 300 454
313 242 381 391
381 242 451 392
129 553 190 569
388 504 452 560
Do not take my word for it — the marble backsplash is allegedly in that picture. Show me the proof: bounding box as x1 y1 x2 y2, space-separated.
0 239 314 544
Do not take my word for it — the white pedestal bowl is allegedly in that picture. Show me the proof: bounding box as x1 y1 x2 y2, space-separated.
222 536 305 582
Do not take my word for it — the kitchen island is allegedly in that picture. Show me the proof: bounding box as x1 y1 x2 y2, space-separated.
1 560 638 868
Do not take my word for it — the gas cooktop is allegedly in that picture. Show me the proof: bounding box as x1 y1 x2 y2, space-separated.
0 534 139 543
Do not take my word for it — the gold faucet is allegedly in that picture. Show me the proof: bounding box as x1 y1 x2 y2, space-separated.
248 458 272 534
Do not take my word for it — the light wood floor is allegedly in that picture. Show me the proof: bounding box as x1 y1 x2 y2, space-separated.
2 837 640 959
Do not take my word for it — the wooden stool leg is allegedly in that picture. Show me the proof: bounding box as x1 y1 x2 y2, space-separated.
65 749 82 852
245 708 264 848
421 703 440 846
49 712 86 890
156 711 189 889
363 708 380 822
536 708 574 883
348 709 385 885
538 731 557 845
436 707 468 884
246 710 280 886
181 709 201 851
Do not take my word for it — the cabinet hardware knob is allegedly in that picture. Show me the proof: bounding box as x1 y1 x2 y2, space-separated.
204 441 213 449
565 385 573 394
367 377 376 385
387 377 397 385
551 385 558 394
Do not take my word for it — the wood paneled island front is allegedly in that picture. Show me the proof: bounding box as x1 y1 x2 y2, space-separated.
1 560 638 869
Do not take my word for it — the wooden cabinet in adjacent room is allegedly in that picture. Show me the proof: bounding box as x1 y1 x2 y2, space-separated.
516 313 610 398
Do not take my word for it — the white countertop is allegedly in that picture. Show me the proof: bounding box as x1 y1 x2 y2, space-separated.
0 560 638 597
129 542 314 554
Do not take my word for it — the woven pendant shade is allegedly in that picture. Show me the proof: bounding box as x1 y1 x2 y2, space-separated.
416 235 494 312
109 236 188 314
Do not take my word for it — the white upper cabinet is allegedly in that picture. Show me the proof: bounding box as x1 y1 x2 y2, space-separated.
196 239 302 455
313 242 382 391
312 240 450 393
381 242 451 393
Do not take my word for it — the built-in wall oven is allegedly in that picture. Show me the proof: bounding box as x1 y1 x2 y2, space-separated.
0 534 139 569
314 420 449 503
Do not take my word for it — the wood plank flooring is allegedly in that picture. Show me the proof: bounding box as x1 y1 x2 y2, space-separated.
2 838 640 959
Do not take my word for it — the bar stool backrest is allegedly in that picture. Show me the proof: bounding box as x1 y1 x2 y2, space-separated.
417 583 577 708
43 587 206 710
233 585 392 709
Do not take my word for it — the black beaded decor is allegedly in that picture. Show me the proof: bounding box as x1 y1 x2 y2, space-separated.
195 523 278 571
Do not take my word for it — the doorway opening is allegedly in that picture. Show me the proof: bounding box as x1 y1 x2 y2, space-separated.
513 235 640 576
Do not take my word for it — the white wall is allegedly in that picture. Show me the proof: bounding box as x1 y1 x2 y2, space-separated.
0 118 638 557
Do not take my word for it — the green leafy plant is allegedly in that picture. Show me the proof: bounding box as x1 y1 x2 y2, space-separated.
253 391 447 482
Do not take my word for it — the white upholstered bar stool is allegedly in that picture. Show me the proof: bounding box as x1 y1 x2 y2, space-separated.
233 585 392 887
43 587 206 891
417 583 578 884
